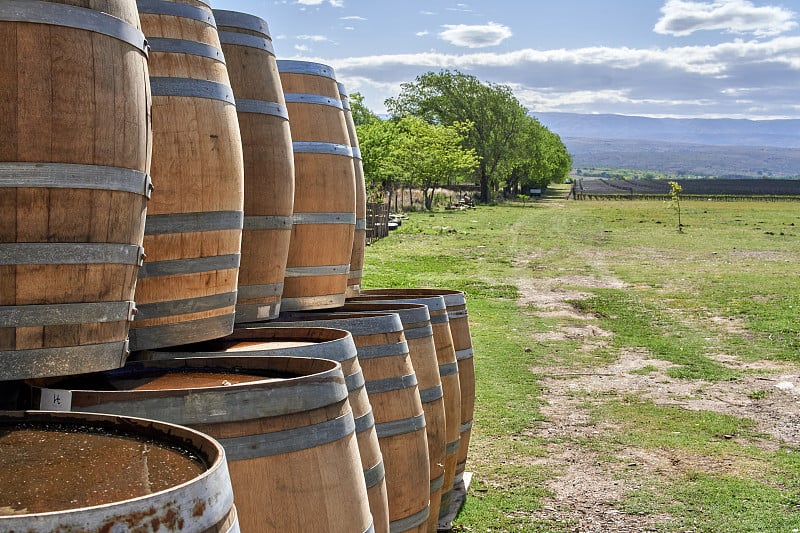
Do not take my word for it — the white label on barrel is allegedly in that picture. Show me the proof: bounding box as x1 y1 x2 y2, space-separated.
39 389 72 411
256 305 272 319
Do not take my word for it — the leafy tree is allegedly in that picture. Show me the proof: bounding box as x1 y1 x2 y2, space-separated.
348 92 380 126
355 119 402 202
386 70 533 202
393 116 479 209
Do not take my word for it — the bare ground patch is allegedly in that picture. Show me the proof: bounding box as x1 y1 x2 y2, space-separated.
519 274 800 531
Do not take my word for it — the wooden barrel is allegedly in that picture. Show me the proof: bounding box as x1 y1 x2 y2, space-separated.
338 83 367 298
0 0 151 379
334 302 447 532
350 293 462 521
214 10 294 323
29 355 372 533
360 289 476 492
138 325 389 533
0 410 238 532
258 313 430 533
277 60 356 312
129 0 245 351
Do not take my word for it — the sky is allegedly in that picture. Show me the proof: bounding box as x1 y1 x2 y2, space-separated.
210 0 800 120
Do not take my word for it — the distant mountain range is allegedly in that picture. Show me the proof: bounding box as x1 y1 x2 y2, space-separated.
533 112 800 149
532 112 800 178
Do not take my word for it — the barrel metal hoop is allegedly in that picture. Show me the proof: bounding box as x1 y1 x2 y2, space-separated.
236 282 284 299
133 291 237 320
389 505 430 533
277 60 336 79
354 218 367 230
347 269 363 279
351 146 362 160
147 37 225 62
144 211 243 235
448 309 469 319
357 341 409 360
243 214 293 230
346 370 366 392
439 362 460 377
0 243 144 266
150 77 235 104
0 162 152 198
353 408 374 434
136 0 215 27
279 294 345 311
138 253 240 279
401 324 434 340
446 438 461 455
284 93 343 109
365 373 418 395
363 460 385 489
375 412 426 439
283 264 350 277
0 341 129 380
0 0 149 55
460 419 474 433
129 314 234 352
428 313 450 325
218 31 274 54
285 314 402 336
235 99 288 120
292 141 353 157
0 301 135 327
232 302 279 323
220 412 355 460
213 10 271 36
430 473 445 494
456 347 474 360
292 212 357 225
419 384 444 403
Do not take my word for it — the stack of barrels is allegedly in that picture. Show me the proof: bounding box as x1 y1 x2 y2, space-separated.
0 1 475 532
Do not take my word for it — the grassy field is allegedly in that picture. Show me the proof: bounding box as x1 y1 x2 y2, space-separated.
361 186 800 532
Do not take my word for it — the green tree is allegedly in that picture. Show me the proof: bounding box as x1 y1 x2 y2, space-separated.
393 116 479 210
348 92 380 126
386 70 531 202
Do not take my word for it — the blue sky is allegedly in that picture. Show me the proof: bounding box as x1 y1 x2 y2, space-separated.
211 0 800 119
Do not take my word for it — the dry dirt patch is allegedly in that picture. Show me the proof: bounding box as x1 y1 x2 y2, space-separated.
519 274 800 531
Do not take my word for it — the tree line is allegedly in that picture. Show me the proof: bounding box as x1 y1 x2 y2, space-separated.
351 70 572 207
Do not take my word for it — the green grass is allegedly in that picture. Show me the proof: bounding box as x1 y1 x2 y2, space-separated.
362 196 800 531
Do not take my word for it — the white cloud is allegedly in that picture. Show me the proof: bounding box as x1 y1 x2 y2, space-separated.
340 15 366 21
654 0 798 37
296 0 343 6
439 22 512 48
297 34 332 42
417 31 430 37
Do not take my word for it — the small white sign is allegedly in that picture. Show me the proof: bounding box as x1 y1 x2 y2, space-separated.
39 389 72 411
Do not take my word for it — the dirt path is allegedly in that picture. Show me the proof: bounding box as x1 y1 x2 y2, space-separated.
517 274 800 532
